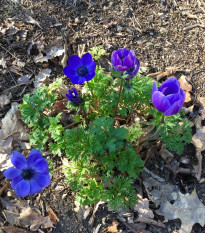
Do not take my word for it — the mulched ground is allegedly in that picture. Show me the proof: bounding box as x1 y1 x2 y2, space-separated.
0 0 205 232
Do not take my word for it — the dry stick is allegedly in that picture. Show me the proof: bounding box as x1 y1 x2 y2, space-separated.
2 83 28 93
184 24 205 31
117 217 138 233
0 183 8 196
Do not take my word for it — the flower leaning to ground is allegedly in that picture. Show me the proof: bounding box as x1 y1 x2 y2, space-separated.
152 77 185 116
63 53 96 84
3 150 50 197
111 48 140 80
66 88 82 105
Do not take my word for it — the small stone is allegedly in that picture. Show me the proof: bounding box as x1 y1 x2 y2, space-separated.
74 18 79 24
117 26 123 32
55 185 64 191
62 193 67 200
171 192 178 200
180 157 190 165
147 15 154 22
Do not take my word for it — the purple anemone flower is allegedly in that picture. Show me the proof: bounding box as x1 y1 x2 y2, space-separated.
66 88 82 105
111 48 140 80
63 53 96 84
3 150 50 197
152 78 185 116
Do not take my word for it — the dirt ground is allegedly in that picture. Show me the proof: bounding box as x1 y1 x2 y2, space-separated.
0 0 205 232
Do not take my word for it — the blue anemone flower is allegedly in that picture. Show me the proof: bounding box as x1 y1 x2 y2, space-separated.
63 53 96 84
3 150 51 197
66 88 82 105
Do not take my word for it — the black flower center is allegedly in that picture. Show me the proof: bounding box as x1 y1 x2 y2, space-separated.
127 66 135 73
21 169 34 180
77 66 88 77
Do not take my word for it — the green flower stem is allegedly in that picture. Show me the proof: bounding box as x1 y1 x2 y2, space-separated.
114 78 124 115
139 115 165 146
87 81 94 97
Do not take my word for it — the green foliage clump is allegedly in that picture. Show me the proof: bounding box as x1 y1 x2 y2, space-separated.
20 46 192 210
20 79 65 155
159 114 192 155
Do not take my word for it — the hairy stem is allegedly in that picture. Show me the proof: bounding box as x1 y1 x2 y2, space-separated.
114 78 124 115
139 115 165 146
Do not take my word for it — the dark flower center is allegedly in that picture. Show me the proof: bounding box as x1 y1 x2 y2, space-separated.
77 66 88 77
71 96 82 105
21 169 34 180
127 66 135 73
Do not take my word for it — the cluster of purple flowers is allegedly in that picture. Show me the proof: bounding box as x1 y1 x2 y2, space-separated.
63 48 185 115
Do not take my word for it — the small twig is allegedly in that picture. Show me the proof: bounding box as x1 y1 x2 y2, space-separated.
117 216 138 233
0 44 19 60
0 183 8 196
6 65 17 84
184 24 205 31
143 167 165 182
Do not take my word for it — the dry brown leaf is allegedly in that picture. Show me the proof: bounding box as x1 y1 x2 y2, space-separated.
198 97 205 120
192 126 205 152
17 74 32 84
148 67 179 81
47 207 60 223
134 197 165 228
178 75 192 92
184 91 191 103
159 144 174 164
0 93 12 108
2 226 33 233
0 103 29 171
1 197 53 231
25 15 42 29
156 189 205 233
19 207 53 231
34 68 51 88
107 220 119 233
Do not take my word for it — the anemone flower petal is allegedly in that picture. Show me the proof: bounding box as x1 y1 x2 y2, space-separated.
72 88 78 96
87 61 96 73
117 48 130 59
85 73 96 82
29 178 42 195
166 93 180 105
164 100 182 116
15 180 30 197
123 53 134 68
34 172 51 188
82 53 93 66
11 175 23 190
33 158 49 173
63 66 77 78
69 75 86 84
115 65 128 72
27 149 43 168
10 152 27 169
3 167 21 179
152 91 170 113
68 55 82 69
112 53 122 67
159 78 180 95
152 82 158 95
